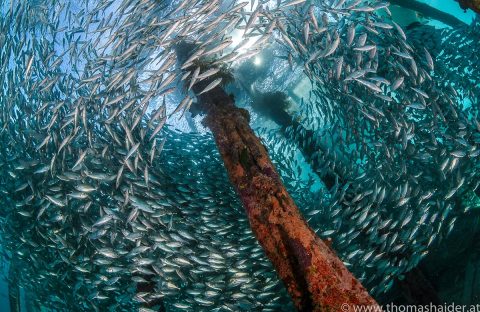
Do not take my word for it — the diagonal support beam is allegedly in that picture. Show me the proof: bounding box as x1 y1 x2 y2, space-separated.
191 78 378 311
389 0 467 28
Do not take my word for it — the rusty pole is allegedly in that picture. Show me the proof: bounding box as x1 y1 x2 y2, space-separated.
191 79 378 311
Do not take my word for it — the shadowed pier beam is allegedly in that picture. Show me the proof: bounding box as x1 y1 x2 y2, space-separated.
8 263 20 312
398 268 440 305
191 79 378 311
248 90 350 189
389 0 467 28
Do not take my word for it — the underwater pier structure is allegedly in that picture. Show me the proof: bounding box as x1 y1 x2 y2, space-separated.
389 0 467 27
186 72 378 310
247 89 444 306
456 0 480 13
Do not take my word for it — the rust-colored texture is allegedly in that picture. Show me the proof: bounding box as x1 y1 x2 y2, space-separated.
457 0 480 13
192 81 378 311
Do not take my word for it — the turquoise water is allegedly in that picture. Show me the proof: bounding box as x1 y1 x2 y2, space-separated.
0 0 479 311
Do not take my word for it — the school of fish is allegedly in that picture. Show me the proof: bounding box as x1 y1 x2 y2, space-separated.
0 0 479 310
